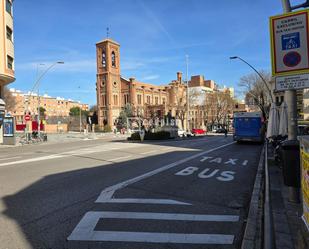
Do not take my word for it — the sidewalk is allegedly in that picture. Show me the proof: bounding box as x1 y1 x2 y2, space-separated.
0 132 129 148
268 147 309 249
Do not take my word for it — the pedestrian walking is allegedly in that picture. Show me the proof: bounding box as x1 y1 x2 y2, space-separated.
224 128 228 138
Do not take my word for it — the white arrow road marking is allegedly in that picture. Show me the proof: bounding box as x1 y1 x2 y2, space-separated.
96 141 236 203
68 211 237 244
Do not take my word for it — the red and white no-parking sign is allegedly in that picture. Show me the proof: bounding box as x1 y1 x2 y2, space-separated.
24 114 31 121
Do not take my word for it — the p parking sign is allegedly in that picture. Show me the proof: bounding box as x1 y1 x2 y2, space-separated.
270 10 309 77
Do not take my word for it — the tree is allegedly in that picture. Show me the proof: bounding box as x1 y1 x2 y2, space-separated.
69 106 88 116
3 86 16 112
238 71 272 119
174 84 200 129
203 90 234 128
118 104 133 127
39 107 46 117
89 105 97 112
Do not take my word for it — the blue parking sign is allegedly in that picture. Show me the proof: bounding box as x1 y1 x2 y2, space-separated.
282 32 300 50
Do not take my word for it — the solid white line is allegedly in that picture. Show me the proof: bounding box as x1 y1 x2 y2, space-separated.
101 198 191 205
96 141 236 202
0 154 64 167
0 156 21 161
140 150 158 155
67 211 235 244
89 211 239 222
110 155 132 161
74 231 234 244
0 143 141 167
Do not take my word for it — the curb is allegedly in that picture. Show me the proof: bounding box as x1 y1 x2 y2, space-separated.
241 145 265 249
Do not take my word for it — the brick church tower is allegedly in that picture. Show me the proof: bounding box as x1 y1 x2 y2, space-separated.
96 39 121 128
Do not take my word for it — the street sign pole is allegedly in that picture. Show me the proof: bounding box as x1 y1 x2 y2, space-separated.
281 0 301 203
281 0 298 141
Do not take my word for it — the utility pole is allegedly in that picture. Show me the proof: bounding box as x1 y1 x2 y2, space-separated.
186 55 190 132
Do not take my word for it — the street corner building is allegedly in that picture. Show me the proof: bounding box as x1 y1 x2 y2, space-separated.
0 0 15 143
95 38 237 130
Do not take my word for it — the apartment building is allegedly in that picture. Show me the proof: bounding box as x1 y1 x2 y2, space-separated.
0 0 14 94
0 0 14 143
8 89 89 123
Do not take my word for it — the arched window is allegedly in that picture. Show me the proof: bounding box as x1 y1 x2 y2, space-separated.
102 50 106 67
111 51 116 67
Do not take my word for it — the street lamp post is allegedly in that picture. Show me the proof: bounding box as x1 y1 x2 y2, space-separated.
186 55 190 132
26 61 64 138
36 63 45 138
229 56 273 103
78 86 82 134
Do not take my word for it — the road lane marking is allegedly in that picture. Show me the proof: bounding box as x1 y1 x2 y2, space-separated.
0 156 21 161
0 154 64 167
96 141 236 203
140 150 158 155
82 211 239 222
0 143 142 167
100 198 191 205
68 211 235 244
109 156 132 161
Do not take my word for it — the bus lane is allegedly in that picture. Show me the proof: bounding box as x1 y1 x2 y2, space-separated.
68 142 262 249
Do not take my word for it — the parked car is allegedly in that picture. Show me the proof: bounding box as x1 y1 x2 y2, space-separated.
177 128 187 137
216 128 226 133
192 128 206 136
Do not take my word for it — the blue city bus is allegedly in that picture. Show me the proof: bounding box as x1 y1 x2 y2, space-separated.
233 112 264 143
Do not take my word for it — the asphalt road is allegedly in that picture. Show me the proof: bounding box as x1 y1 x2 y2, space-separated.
0 135 262 249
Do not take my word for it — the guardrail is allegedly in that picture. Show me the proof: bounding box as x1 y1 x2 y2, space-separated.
264 141 276 249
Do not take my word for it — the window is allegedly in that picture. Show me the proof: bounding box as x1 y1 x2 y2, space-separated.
111 51 116 67
6 0 12 15
162 98 166 105
124 94 129 105
137 95 142 105
6 26 12 41
146 96 151 104
155 97 159 105
102 94 106 106
102 50 106 67
7 55 13 70
113 94 118 105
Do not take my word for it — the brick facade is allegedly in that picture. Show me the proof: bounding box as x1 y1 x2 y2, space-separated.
96 38 234 130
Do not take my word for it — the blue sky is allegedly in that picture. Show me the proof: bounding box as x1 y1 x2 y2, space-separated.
10 0 305 106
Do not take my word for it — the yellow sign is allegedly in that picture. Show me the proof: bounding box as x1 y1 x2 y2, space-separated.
270 10 309 77
301 148 309 231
